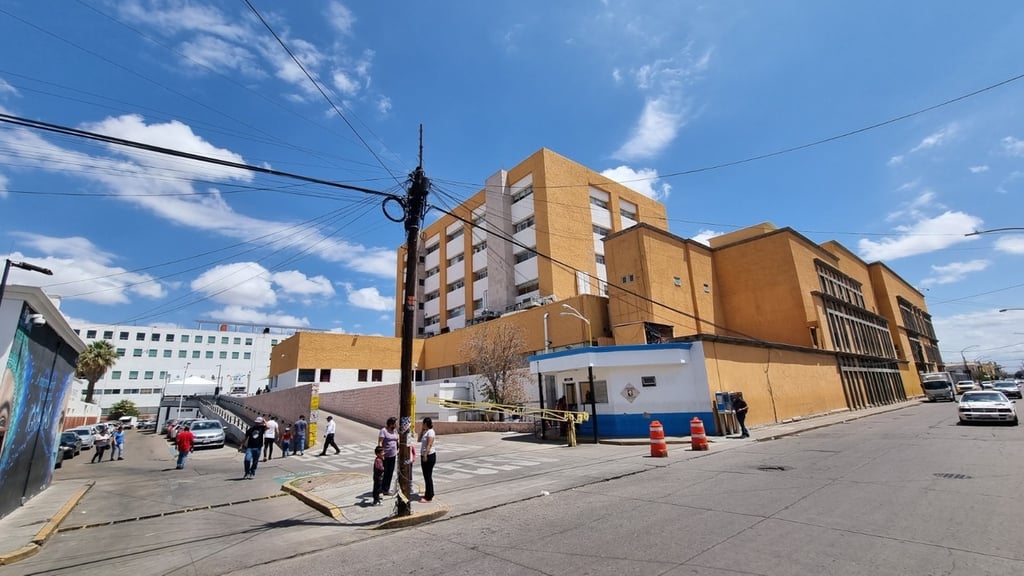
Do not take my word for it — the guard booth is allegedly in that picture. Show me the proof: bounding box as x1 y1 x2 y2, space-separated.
714 391 739 436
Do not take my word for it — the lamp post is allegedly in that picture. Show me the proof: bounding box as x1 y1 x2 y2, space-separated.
1000 308 1024 313
960 345 979 380
178 361 190 418
0 259 54 307
215 364 222 396
561 303 598 443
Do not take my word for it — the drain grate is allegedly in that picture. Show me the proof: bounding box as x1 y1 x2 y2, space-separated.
757 465 790 471
934 473 971 480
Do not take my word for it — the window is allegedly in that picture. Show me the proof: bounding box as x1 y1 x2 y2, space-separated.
593 224 610 237
148 349 157 358
447 253 465 266
219 351 227 359
243 352 251 360
473 268 487 281
132 349 143 357
596 254 606 265
424 243 440 255
425 290 440 301
472 241 487 254
205 351 214 359
85 329 97 339
152 333 161 342
102 330 113 339
232 352 239 359
516 279 540 296
512 185 533 203
621 274 635 284
472 298 483 310
178 350 187 358
425 266 440 278
136 332 145 341
448 305 465 318
160 349 170 358
159 371 167 380
319 369 331 383
128 371 139 380
245 338 253 345
116 348 126 358
165 334 175 342
221 337 229 344
447 279 464 293
119 331 129 340
272 339 279 346
514 216 535 233
181 335 190 343
233 337 241 345
446 227 464 242
371 369 383 382
641 376 657 387
358 369 368 382
111 371 122 380
108 389 121 395
514 249 536 264
424 315 440 326
620 206 637 220
144 371 154 380
192 351 200 359
207 336 215 343
298 369 316 382
579 379 609 404
590 196 608 209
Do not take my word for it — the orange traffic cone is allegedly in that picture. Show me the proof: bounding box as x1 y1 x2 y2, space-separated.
690 417 709 451
650 420 668 457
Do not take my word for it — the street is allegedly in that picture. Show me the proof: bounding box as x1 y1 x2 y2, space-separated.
5 402 1023 575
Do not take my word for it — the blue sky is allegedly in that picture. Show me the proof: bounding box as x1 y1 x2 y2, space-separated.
2 1 1024 370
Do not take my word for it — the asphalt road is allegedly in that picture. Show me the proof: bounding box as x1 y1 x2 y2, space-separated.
5 402 1023 575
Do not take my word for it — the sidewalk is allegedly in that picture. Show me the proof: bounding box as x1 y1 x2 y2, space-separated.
0 399 921 564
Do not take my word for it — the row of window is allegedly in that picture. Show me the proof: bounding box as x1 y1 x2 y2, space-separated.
97 388 162 395
512 185 533 204
117 348 252 360
78 329 263 346
111 370 164 381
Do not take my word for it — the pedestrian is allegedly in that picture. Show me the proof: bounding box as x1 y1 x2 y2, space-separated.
556 396 568 437
292 415 307 456
91 427 110 463
319 415 340 456
733 392 750 438
419 417 436 503
174 424 194 469
240 417 267 479
371 446 385 506
377 417 398 494
110 425 125 461
263 416 279 461
280 427 292 457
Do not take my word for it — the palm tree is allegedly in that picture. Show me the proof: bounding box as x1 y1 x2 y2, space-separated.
76 340 118 404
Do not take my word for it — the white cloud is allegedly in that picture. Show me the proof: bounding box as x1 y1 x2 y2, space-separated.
968 165 989 173
614 97 685 161
0 78 17 96
377 96 392 116
326 2 355 34
5 235 166 305
271 270 335 298
884 190 941 222
887 155 904 167
342 283 392 311
180 35 261 76
910 124 958 153
690 229 723 246
0 172 8 199
191 263 276 307
921 259 990 286
600 165 671 200
332 70 360 96
612 68 622 84
994 234 1024 254
1002 136 1024 157
857 211 983 261
933 310 1024 368
895 179 919 192
207 305 309 328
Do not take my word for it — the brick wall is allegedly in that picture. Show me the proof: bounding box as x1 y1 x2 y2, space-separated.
227 386 313 435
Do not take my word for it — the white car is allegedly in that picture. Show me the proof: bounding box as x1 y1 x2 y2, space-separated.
68 426 96 449
957 390 1018 425
955 380 977 394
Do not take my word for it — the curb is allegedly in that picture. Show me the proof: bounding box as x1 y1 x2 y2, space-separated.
280 480 343 521
375 501 449 529
755 402 915 441
0 481 94 566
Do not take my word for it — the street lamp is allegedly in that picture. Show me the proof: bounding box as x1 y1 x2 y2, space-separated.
215 364 222 396
561 303 598 443
560 304 592 347
0 259 54 307
960 345 979 380
1000 308 1024 313
965 227 1024 236
178 361 190 418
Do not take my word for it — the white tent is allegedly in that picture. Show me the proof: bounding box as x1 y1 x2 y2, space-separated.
165 375 218 396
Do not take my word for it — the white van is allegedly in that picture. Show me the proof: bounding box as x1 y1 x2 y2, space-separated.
921 372 956 402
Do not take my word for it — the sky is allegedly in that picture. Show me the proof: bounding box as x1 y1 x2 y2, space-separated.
1 1 1023 371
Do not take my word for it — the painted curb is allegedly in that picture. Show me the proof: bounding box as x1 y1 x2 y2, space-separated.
0 544 40 566
280 481 343 521
375 501 449 529
0 480 94 566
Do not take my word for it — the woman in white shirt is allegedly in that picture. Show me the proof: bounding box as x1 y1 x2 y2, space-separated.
418 417 436 503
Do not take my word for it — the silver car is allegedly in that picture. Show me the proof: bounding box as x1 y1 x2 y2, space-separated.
187 420 225 448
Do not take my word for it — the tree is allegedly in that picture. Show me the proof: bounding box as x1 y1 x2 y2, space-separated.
108 399 139 420
460 322 530 419
76 340 118 404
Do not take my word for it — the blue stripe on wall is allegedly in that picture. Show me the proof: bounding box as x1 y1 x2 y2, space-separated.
577 411 717 438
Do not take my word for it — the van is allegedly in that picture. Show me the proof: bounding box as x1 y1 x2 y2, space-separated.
921 372 956 402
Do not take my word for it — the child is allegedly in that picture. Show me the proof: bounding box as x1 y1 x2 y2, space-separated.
280 427 292 457
372 446 385 506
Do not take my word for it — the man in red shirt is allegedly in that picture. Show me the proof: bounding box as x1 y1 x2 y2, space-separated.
175 424 195 469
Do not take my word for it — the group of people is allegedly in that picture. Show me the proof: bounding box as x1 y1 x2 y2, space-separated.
90 424 125 463
235 414 310 479
371 416 435 505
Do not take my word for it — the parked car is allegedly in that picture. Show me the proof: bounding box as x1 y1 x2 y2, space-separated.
187 420 226 449
54 444 65 469
136 419 156 430
169 419 199 440
955 380 977 394
991 380 1023 400
60 431 82 458
957 390 1018 425
921 372 956 402
163 419 181 436
68 426 96 449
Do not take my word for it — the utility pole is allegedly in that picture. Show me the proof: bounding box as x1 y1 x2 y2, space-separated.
396 127 430 516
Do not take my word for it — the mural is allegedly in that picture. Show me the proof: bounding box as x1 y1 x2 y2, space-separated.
0 303 78 519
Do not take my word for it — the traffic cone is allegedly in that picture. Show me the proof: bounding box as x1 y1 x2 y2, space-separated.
649 420 668 457
690 417 709 451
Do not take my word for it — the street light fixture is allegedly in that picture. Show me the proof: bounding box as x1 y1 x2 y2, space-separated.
999 308 1024 313
560 303 599 444
560 303 592 348
177 361 190 418
965 227 1024 236
0 258 54 308
960 345 979 378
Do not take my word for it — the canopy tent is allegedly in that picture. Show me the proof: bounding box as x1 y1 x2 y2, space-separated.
164 375 218 396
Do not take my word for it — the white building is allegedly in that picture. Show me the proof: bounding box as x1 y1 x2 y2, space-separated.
71 321 303 415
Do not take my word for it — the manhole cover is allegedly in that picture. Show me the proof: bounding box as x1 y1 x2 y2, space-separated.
757 465 790 471
933 473 971 480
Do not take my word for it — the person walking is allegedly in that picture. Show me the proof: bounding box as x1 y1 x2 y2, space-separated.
377 417 399 494
318 415 340 456
280 427 292 457
91 427 111 463
733 392 750 438
292 415 307 456
263 416 279 461
240 417 267 479
174 424 194 469
110 425 125 461
419 417 436 503
371 446 385 506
